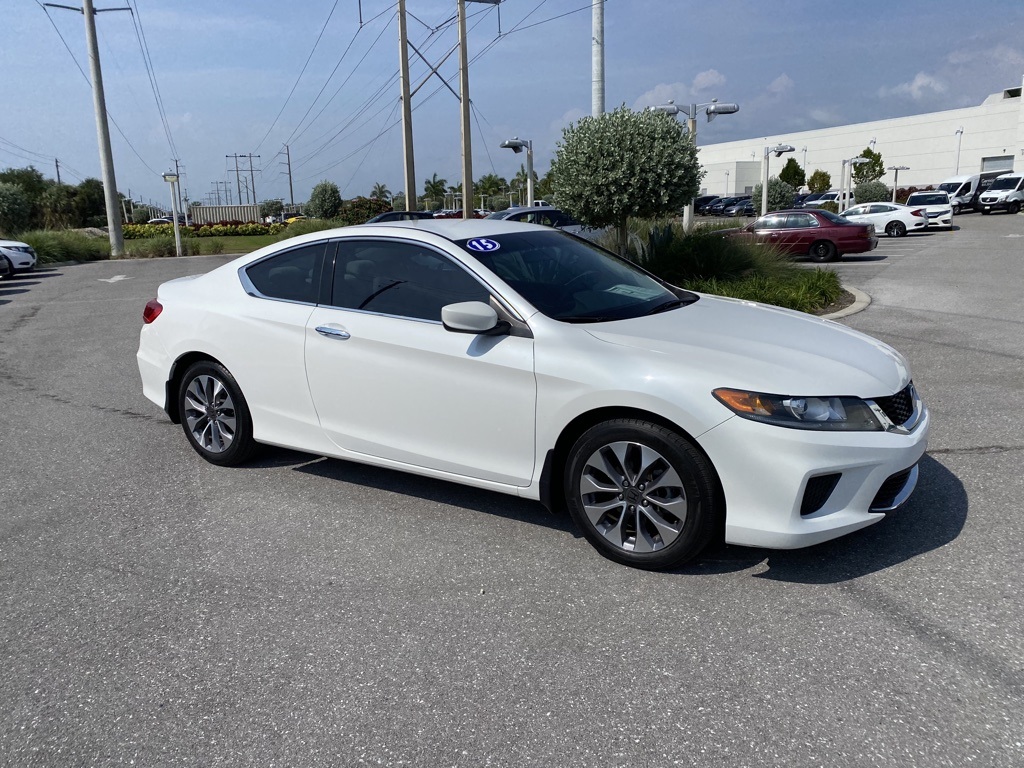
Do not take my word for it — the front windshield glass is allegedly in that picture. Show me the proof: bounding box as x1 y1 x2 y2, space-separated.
989 177 1021 190
938 182 963 195
455 230 691 322
907 193 949 205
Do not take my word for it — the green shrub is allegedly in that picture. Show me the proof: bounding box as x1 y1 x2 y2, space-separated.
274 218 343 241
853 180 890 204
818 202 840 214
207 238 224 254
752 177 797 215
124 235 194 259
19 229 110 263
617 218 844 313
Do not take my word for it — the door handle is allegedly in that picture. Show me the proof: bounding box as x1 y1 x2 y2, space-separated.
315 326 351 340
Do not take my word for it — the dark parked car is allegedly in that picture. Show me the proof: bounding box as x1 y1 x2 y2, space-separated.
706 196 748 216
723 208 878 262
485 206 605 241
691 195 718 214
724 199 755 217
697 197 722 215
364 210 436 224
793 192 824 209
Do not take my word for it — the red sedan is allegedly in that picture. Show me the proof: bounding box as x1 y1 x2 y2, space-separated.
724 208 878 262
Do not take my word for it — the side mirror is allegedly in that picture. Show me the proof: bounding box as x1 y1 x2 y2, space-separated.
442 301 509 336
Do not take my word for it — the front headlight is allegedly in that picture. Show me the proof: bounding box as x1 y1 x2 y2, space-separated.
713 388 883 431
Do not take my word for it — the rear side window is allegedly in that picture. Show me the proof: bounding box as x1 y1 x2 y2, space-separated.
244 243 324 303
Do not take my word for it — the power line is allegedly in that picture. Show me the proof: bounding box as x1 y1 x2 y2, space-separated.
36 0 162 176
126 0 179 159
253 0 341 153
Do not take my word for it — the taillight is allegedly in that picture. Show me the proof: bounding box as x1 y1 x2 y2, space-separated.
143 299 163 324
910 209 925 217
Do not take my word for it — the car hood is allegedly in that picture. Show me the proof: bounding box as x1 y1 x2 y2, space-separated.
583 294 910 397
0 240 31 249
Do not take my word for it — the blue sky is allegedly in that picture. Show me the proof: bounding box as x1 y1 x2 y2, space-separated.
4 0 1022 208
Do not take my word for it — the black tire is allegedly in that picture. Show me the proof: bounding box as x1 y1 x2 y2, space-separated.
809 240 837 262
177 361 258 466
564 419 721 570
1008 201 1021 215
982 209 991 215
952 204 960 215
885 221 907 238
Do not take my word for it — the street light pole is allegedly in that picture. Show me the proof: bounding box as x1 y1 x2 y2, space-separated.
761 144 796 216
499 137 534 207
887 165 909 203
842 156 869 211
954 127 964 174
648 98 739 230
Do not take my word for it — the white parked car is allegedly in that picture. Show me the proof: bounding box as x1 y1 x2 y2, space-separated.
904 191 953 229
137 220 929 570
485 205 605 241
839 202 928 237
0 239 38 275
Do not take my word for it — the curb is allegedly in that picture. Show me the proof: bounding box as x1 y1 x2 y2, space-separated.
822 286 871 320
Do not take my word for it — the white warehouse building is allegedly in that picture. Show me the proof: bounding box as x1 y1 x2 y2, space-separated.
696 76 1024 196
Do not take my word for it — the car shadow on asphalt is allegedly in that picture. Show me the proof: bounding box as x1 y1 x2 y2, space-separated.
683 455 966 583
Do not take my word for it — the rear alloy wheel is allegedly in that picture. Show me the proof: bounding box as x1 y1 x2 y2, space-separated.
809 240 838 263
885 220 907 237
178 361 257 466
565 419 720 570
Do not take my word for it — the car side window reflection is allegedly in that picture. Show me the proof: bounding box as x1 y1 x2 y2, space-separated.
244 243 324 303
331 240 490 321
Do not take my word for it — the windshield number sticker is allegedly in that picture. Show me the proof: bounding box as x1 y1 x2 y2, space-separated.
466 238 500 252
605 284 662 299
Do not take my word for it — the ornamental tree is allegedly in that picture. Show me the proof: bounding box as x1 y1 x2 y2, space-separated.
853 180 890 204
550 106 704 255
807 169 832 193
752 177 797 214
306 180 342 219
852 147 885 184
779 157 806 190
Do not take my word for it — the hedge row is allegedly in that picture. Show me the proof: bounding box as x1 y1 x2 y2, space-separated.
123 222 287 239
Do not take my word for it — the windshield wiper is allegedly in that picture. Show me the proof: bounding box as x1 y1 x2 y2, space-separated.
557 315 620 324
645 298 686 315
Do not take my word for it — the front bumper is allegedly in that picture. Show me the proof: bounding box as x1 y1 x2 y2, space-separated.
0 247 36 273
698 405 930 550
977 198 1013 212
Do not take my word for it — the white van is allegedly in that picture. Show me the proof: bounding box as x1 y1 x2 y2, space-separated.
807 190 854 208
976 173 1024 215
937 171 1005 214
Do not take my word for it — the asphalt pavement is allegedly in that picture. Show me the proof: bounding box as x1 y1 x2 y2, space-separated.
1 213 1022 767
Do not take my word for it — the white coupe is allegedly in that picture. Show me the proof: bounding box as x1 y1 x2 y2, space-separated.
138 220 929 570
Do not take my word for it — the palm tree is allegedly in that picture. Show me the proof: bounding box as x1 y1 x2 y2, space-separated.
423 173 447 210
475 173 505 209
370 182 391 202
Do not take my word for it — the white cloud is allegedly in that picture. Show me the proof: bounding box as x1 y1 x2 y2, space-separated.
809 107 842 125
631 83 689 112
877 72 948 100
767 74 794 95
692 69 726 92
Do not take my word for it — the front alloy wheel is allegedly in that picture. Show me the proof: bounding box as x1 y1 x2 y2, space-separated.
565 419 720 570
178 361 257 466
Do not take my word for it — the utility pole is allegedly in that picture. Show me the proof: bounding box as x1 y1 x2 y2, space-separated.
284 145 294 207
283 145 295 207
592 0 604 116
227 154 243 205
55 158 62 185
397 0 416 212
173 158 184 219
248 154 258 204
46 0 129 256
458 0 473 219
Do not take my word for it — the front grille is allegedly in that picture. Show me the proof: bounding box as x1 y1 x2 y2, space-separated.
874 383 915 426
871 466 915 511
801 473 841 516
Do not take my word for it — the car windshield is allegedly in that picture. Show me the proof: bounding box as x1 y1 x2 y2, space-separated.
455 230 692 322
938 182 963 194
989 177 1021 190
907 193 948 205
815 209 852 224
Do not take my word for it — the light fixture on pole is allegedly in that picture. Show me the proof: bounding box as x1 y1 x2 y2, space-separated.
724 170 730 196
954 127 964 174
887 165 909 202
649 98 739 229
801 146 807 173
162 170 183 258
869 137 877 150
760 143 795 216
500 137 534 207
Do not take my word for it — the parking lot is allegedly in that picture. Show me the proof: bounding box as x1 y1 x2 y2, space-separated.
1 212 1022 766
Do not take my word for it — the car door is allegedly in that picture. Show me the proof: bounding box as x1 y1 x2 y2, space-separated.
747 213 789 251
304 237 537 487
